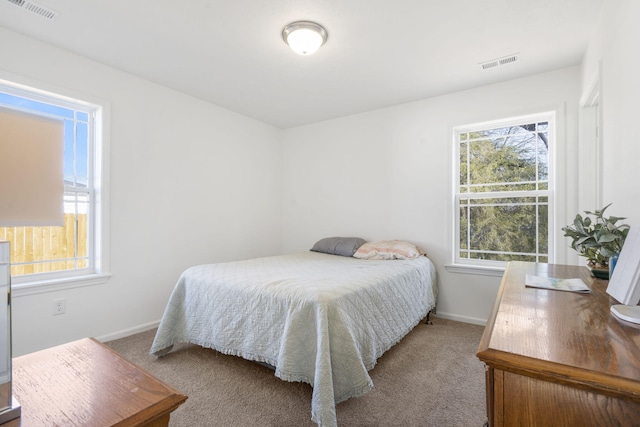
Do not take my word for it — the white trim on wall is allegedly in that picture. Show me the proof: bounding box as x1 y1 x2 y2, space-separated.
96 320 160 343
578 61 603 212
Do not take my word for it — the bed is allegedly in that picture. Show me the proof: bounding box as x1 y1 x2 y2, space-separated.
150 239 437 427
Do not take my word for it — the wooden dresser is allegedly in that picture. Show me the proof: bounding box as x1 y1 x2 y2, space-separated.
7 337 186 426
477 262 640 426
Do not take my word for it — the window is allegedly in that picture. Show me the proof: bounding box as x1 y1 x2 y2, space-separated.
454 112 554 269
0 80 106 288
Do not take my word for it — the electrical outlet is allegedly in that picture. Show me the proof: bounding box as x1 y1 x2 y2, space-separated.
52 298 66 315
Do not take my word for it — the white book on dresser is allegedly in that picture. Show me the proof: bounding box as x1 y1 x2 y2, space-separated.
607 225 640 306
607 225 640 324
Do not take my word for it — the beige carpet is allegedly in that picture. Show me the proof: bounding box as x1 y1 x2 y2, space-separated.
105 316 486 427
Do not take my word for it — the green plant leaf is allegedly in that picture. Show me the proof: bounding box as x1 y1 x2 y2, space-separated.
608 216 627 224
597 233 618 243
564 204 628 266
600 247 616 257
576 236 594 245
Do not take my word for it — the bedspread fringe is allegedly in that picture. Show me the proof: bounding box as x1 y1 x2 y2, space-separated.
151 337 376 402
152 338 278 367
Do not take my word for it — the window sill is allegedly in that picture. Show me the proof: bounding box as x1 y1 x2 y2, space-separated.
445 263 505 277
12 273 111 297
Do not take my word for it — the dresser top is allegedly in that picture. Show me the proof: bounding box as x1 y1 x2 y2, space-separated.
11 337 187 426
477 262 640 396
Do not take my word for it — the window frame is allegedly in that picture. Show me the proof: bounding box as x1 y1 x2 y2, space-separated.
450 112 556 273
0 77 110 295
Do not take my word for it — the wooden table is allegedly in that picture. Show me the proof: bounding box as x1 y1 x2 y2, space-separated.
6 337 186 426
477 262 640 426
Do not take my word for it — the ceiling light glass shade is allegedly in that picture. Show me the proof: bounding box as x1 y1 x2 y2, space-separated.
282 21 328 55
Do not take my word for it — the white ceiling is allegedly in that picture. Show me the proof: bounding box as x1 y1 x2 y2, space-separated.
0 0 603 129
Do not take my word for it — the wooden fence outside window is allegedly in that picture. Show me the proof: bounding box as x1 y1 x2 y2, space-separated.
0 213 87 275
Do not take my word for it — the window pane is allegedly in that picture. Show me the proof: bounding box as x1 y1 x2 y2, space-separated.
462 198 548 258
76 111 89 122
64 120 75 183
460 204 468 250
467 126 542 189
538 203 548 254
0 93 74 119
459 142 468 190
468 203 533 253
76 121 89 186
74 192 90 262
468 138 493 185
0 191 90 275
537 129 549 182
0 223 69 275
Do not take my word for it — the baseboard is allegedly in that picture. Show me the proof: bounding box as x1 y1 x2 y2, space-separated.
95 320 160 343
433 311 487 326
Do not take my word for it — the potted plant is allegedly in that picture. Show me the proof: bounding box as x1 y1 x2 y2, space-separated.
561 204 630 279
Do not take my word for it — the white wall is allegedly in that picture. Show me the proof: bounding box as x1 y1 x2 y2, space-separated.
282 67 581 324
0 27 284 356
5 1 628 351
581 0 640 222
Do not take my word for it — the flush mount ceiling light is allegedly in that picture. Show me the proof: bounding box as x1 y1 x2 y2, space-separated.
282 21 328 55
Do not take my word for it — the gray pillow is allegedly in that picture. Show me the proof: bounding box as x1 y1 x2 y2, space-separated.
310 237 367 257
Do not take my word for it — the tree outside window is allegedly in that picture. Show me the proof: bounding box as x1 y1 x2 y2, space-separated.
455 113 554 267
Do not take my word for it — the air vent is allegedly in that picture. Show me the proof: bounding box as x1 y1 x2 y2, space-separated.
5 0 59 20
480 53 519 70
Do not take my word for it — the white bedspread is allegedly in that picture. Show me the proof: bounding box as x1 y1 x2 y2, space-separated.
150 251 437 427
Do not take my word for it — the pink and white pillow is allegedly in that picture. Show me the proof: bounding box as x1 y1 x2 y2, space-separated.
353 240 426 260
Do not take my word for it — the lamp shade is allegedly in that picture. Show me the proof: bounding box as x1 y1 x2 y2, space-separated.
0 107 64 227
282 21 328 55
